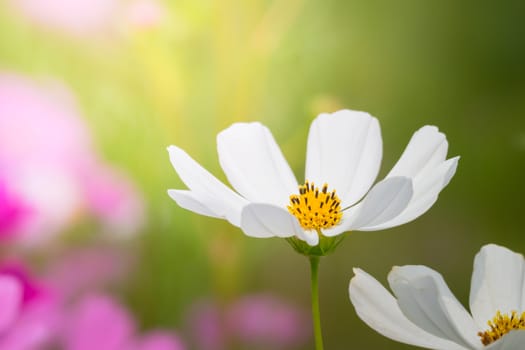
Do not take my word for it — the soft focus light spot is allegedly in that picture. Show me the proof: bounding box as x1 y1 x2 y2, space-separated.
8 0 120 38
124 0 166 31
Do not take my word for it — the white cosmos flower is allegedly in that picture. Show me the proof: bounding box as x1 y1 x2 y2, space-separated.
349 244 525 349
167 109 458 246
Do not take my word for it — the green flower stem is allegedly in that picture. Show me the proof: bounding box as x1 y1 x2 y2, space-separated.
309 256 324 350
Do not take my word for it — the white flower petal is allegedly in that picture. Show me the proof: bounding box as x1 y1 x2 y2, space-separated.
240 203 302 239
320 217 349 237
388 265 480 349
469 244 525 328
387 126 448 178
299 229 320 246
217 122 298 206
349 268 467 350
167 146 247 226
362 157 459 230
486 330 525 350
168 189 228 220
0 276 22 333
330 176 413 234
305 110 382 207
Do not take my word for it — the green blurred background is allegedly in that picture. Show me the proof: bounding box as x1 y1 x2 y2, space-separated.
1 0 524 348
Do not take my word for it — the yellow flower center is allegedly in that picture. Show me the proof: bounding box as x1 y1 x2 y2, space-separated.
478 310 525 345
287 181 342 230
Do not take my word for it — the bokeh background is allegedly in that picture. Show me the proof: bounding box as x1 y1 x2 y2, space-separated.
0 0 524 349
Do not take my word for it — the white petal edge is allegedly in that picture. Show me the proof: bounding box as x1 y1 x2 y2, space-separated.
305 110 382 208
167 146 247 226
325 176 413 235
387 125 448 178
361 156 459 230
469 244 525 329
168 189 238 223
388 265 480 349
240 203 302 240
0 275 22 333
349 268 467 350
217 122 297 206
299 229 320 246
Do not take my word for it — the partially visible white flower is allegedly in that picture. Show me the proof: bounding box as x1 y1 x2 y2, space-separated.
167 109 458 247
349 244 525 349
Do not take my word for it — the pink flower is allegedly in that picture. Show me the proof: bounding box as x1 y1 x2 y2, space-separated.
226 294 310 348
133 331 186 350
0 264 59 349
0 295 58 349
0 179 30 239
0 261 50 305
43 246 133 299
187 301 226 350
0 73 144 245
188 295 310 350
63 295 135 350
0 74 88 244
8 0 121 38
62 294 185 350
80 165 145 239
0 275 22 333
8 0 167 39
124 0 166 31
0 255 184 349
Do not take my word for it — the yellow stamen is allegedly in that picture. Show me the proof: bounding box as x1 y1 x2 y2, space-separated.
478 310 525 345
287 181 342 230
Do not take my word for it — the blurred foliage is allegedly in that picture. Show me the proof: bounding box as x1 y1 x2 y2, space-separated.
1 0 524 348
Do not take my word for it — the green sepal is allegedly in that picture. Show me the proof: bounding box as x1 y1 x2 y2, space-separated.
286 230 346 257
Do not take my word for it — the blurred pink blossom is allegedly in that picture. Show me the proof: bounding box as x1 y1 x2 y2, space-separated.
62 294 185 350
188 294 310 350
0 264 59 349
81 166 145 238
0 179 30 239
0 73 144 245
7 0 167 38
43 247 133 299
0 294 59 349
0 261 50 304
0 74 88 243
0 275 22 333
124 0 166 31
0 258 185 350
187 301 226 350
8 0 120 38
226 294 310 347
63 294 135 350
132 331 186 350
